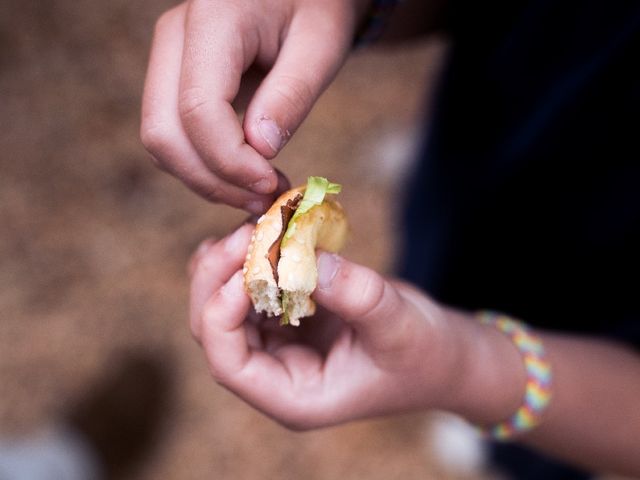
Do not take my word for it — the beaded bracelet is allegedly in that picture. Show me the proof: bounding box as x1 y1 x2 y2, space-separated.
354 0 401 47
476 311 553 440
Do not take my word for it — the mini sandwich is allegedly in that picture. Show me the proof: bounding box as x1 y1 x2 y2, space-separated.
243 176 348 326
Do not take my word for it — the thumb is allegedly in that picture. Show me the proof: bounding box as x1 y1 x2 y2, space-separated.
243 14 351 158
312 252 404 341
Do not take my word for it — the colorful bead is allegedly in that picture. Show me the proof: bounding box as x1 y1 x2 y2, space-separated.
477 311 553 440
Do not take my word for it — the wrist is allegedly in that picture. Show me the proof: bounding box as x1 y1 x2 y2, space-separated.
438 308 528 426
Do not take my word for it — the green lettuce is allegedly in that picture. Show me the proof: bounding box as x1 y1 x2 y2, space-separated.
282 176 342 245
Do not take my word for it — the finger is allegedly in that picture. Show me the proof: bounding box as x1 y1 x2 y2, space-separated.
244 8 351 157
274 168 292 197
201 271 326 427
312 252 405 346
200 273 295 405
201 270 329 427
245 321 262 351
187 237 217 278
179 0 277 194
190 224 254 341
200 271 253 375
259 319 303 353
140 5 274 212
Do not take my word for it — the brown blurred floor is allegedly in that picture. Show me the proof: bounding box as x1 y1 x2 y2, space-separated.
0 0 492 478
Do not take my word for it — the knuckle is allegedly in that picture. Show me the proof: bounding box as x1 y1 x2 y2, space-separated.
197 247 223 276
201 332 230 383
198 152 236 185
278 418 310 432
176 89 238 181
140 117 170 156
189 317 202 344
269 395 326 431
272 75 314 116
178 85 209 122
351 272 387 319
208 365 227 385
154 8 174 36
195 181 225 203
139 125 174 174
184 172 242 205
276 412 318 432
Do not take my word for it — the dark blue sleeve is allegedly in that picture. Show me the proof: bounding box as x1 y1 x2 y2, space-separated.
398 0 640 350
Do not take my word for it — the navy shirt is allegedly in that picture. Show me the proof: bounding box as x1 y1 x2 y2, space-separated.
399 0 640 347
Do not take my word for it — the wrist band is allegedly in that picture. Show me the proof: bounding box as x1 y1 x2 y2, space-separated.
354 0 401 47
476 311 553 440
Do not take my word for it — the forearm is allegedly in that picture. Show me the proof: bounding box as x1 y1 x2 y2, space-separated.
526 335 640 476
442 309 640 476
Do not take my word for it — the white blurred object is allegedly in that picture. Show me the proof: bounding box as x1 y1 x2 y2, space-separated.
0 425 102 480
357 125 420 187
425 412 488 477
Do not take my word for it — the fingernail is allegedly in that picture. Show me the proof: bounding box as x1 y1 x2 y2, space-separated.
250 176 276 195
224 226 250 254
257 116 285 154
317 252 339 289
245 199 268 215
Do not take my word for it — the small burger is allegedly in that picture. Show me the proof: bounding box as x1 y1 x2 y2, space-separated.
243 176 348 326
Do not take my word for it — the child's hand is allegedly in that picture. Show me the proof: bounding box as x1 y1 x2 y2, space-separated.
141 0 366 213
189 224 466 429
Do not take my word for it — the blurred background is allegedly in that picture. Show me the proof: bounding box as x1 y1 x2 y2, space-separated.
0 0 502 478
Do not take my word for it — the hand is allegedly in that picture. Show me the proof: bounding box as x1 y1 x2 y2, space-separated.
191 227 640 475
141 0 366 213
189 224 463 429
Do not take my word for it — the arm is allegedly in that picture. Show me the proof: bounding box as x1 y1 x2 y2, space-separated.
444 311 640 476
522 335 640 474
190 225 640 476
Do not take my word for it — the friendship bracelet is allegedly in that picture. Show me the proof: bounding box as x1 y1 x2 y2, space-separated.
476 311 553 440
354 0 401 48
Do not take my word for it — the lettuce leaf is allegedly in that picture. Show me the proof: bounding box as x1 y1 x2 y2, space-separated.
282 176 341 244
280 291 290 326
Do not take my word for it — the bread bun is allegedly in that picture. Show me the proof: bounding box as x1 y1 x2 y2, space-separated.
243 183 348 326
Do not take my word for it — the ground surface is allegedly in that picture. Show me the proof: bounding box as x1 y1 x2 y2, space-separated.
0 1 493 478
